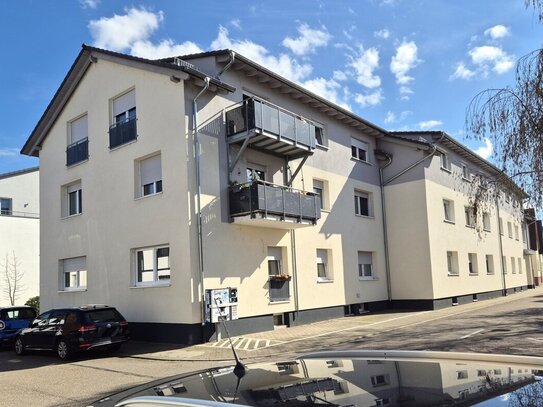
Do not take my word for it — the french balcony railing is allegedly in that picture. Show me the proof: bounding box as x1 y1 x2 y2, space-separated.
229 180 321 225
269 278 290 302
109 117 137 149
225 97 320 152
66 138 89 166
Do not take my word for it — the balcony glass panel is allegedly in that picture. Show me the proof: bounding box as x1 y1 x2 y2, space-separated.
229 181 321 224
66 138 89 166
109 117 137 149
270 279 289 302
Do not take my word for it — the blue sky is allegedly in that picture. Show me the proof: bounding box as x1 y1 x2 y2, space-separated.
1 0 542 174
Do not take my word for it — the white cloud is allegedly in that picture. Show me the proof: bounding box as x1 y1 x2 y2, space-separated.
333 70 348 81
282 23 331 56
474 137 493 159
355 89 383 107
349 47 381 89
89 8 163 51
484 25 511 40
390 40 420 85
303 78 351 110
0 148 19 157
418 120 442 130
80 0 100 9
130 39 202 59
469 45 514 75
230 19 242 30
384 110 411 124
374 29 390 39
451 63 476 80
211 26 312 83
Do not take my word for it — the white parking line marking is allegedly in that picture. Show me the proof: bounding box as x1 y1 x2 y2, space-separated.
460 329 485 339
254 339 260 349
243 339 252 350
266 340 270 347
235 338 246 349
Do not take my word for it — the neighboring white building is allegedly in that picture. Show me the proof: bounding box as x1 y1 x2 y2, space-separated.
0 167 39 307
20 46 534 343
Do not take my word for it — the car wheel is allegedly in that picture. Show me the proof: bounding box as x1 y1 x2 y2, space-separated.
56 339 72 361
14 337 26 356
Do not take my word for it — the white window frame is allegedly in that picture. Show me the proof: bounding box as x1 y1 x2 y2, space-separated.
468 253 478 275
63 181 82 217
514 224 519 241
503 256 508 274
316 249 332 282
507 221 513 238
447 251 459 276
486 255 494 275
358 251 374 280
518 258 523 274
133 245 171 286
464 206 475 228
439 152 451 171
461 164 471 181
68 113 88 146
313 179 326 210
61 256 87 291
351 138 370 163
482 212 491 231
267 247 284 277
354 190 372 217
138 154 163 198
511 257 516 274
443 199 454 223
0 197 12 215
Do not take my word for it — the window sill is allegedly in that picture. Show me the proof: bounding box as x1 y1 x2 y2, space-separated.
131 283 171 289
109 138 138 151
469 273 479 276
465 225 475 229
462 177 472 183
358 277 378 281
321 209 331 214
61 213 82 220
134 191 163 201
58 289 87 293
269 300 290 304
351 157 372 166
355 214 375 220
440 166 452 173
443 219 455 225
67 158 89 169
487 273 495 275
317 278 334 283
448 273 459 277
483 228 491 232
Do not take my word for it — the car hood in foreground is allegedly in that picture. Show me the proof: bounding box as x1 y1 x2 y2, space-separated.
89 350 543 407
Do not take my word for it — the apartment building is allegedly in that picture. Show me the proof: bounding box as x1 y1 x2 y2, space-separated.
379 131 531 309
0 167 39 306
20 45 533 343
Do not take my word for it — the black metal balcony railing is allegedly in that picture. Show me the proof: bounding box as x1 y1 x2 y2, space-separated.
109 117 137 149
66 138 89 166
229 180 321 224
269 279 290 302
225 98 319 150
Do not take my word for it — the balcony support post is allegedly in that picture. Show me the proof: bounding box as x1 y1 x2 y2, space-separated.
228 133 252 173
286 155 308 187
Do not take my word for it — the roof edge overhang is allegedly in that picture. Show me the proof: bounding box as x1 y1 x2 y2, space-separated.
21 45 236 157
390 131 529 199
181 49 389 138
0 166 39 180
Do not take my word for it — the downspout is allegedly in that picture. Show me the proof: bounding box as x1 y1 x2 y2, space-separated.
286 159 300 319
217 51 236 78
193 77 210 325
375 151 393 302
495 197 507 296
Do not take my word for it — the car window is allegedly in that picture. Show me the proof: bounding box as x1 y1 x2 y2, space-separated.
85 309 123 323
48 310 66 326
18 308 36 319
32 312 51 327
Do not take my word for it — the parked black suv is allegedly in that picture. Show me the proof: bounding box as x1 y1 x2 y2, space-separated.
14 305 129 360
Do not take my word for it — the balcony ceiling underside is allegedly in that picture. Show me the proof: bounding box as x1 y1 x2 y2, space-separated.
228 130 313 159
232 214 317 229
230 61 382 138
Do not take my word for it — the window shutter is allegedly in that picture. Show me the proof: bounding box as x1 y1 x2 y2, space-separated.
316 249 327 264
70 115 88 144
63 256 86 272
267 247 282 261
67 182 81 194
113 90 136 117
358 251 372 266
140 155 162 185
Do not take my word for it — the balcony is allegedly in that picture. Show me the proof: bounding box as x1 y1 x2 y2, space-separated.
66 138 89 166
229 180 321 229
109 117 137 149
225 98 321 159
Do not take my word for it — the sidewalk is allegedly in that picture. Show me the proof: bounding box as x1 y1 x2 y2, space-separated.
125 287 540 362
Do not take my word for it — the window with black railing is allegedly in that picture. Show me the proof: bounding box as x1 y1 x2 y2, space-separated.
269 279 290 302
66 138 89 166
109 116 137 149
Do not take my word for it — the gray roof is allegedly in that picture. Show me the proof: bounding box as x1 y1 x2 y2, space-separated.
0 166 39 181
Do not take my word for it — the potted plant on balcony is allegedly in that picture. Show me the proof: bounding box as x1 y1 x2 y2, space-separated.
269 274 292 281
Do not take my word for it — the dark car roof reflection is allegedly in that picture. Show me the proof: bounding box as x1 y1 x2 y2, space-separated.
90 350 543 407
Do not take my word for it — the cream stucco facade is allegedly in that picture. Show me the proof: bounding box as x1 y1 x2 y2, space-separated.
0 167 40 307
21 46 536 343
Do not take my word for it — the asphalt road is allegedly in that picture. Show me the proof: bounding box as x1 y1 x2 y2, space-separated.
2 290 543 406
